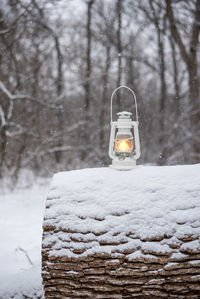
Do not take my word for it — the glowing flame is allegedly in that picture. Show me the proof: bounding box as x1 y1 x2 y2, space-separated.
115 138 133 152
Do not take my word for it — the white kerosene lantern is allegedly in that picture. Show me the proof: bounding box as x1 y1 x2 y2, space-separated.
109 85 140 170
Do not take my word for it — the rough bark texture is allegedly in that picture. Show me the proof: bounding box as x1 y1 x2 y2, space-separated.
42 224 200 298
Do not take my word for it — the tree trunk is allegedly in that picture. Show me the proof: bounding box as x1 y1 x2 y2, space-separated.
0 126 7 178
34 2 65 164
149 0 167 164
116 0 122 111
13 139 26 185
81 0 94 161
165 0 200 162
99 46 110 152
54 34 64 164
126 35 138 94
169 37 180 118
84 0 94 113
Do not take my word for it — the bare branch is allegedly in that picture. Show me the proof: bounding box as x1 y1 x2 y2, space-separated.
16 247 34 266
0 81 30 100
0 105 6 127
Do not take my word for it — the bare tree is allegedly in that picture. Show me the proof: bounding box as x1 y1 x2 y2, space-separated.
116 0 122 111
139 0 167 163
99 46 111 152
169 36 180 118
81 0 95 161
166 0 200 162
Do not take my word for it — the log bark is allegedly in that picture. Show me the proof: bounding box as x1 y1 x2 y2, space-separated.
42 166 200 298
42 224 200 298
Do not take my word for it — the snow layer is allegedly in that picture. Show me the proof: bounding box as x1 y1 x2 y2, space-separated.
44 164 200 259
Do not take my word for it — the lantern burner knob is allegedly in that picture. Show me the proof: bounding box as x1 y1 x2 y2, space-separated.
117 111 132 119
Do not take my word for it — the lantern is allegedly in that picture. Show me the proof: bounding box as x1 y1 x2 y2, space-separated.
109 85 140 170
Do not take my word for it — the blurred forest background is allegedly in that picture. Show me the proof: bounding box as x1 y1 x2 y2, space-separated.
0 0 199 183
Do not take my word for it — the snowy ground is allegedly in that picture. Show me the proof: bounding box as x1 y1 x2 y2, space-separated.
0 164 200 298
0 175 49 299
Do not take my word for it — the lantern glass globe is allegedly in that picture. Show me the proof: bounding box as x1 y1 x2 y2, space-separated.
114 134 134 155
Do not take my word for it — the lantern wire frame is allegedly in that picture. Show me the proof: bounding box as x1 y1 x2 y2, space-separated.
110 85 139 122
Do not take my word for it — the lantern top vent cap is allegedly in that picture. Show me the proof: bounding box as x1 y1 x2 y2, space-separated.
117 111 132 119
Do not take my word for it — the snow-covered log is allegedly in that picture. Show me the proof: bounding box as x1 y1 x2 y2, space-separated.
42 164 200 298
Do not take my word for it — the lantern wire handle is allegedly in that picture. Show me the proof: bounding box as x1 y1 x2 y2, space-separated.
110 85 138 122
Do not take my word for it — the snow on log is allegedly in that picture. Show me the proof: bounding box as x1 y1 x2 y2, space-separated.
42 164 200 298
